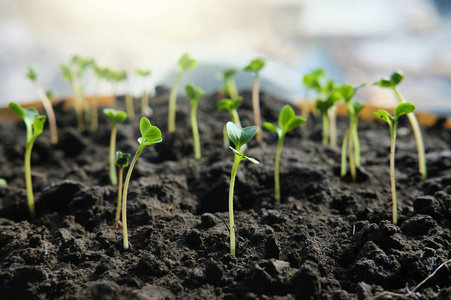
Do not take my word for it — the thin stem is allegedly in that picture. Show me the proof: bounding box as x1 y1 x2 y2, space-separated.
223 125 229 149
190 101 201 159
231 110 241 127
71 71 85 132
252 75 262 143
348 129 356 182
226 78 238 100
341 130 349 177
109 125 118 186
168 71 183 132
126 93 135 120
24 143 35 219
91 78 99 132
301 89 310 126
115 166 123 228
122 144 144 250
33 83 58 144
274 134 285 203
229 155 243 256
328 106 337 146
390 123 398 225
351 116 361 167
141 90 149 116
393 87 426 179
322 113 329 145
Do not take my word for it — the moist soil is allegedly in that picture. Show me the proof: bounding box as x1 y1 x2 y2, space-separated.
0 88 450 300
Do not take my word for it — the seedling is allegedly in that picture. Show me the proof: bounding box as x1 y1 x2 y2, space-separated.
136 69 152 116
226 122 259 256
302 69 325 122
185 83 205 160
218 97 243 149
219 68 238 99
264 105 305 203
122 118 162 249
115 151 130 229
9 102 46 218
168 53 198 132
314 79 341 145
60 56 93 132
104 108 128 186
373 102 415 225
243 58 265 143
90 63 109 132
26 66 58 144
375 71 427 180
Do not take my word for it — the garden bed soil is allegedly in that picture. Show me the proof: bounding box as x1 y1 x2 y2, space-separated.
0 88 450 299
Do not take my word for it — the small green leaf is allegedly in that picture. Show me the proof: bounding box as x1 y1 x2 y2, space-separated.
103 108 128 125
46 89 53 99
394 102 415 118
226 122 241 146
24 108 39 128
59 64 72 81
263 122 279 133
138 117 162 146
177 53 198 72
278 105 295 130
26 66 37 81
244 155 259 164
286 116 306 132
243 58 265 73
374 79 393 88
240 125 259 146
220 68 236 80
185 83 204 102
391 71 404 85
0 178 7 187
136 69 151 76
302 69 325 92
229 146 243 157
139 117 152 137
217 97 242 112
9 102 26 119
116 151 131 168
337 84 355 102
373 109 394 125
315 99 330 114
32 115 46 139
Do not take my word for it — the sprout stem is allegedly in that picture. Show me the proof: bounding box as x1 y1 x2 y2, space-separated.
390 124 398 225
115 166 123 228
109 125 118 186
393 87 426 180
91 78 99 132
229 154 243 256
141 90 149 116
348 130 356 182
190 101 201 159
33 83 58 144
351 117 361 166
226 78 238 100
24 144 35 219
322 113 329 145
341 130 349 177
71 71 85 132
301 90 309 126
328 107 337 146
126 93 135 119
252 76 262 143
231 110 241 127
168 70 183 132
274 134 285 203
223 125 229 149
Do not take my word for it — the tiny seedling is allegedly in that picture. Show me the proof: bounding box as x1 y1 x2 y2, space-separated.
122 118 162 249
219 68 238 99
375 71 426 180
168 53 198 132
185 83 205 160
26 66 58 144
104 109 128 186
243 58 265 143
115 151 130 229
226 122 259 256
136 69 152 116
218 97 243 149
302 69 325 122
314 79 342 145
264 105 305 203
9 102 46 218
373 102 415 225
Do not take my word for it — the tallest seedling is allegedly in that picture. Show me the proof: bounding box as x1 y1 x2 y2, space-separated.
375 71 427 180
168 53 198 132
243 58 265 143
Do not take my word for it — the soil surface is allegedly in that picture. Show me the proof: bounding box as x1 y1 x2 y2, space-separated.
0 88 450 300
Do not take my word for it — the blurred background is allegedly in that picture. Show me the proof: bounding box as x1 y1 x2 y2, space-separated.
1 0 450 114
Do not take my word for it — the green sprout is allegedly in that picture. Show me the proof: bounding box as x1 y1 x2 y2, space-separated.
302 69 325 123
0 178 7 187
219 68 238 99
185 83 205 160
264 105 305 203
373 102 415 225
122 118 162 249
8 102 46 218
136 69 152 116
168 53 198 132
115 151 130 229
26 66 58 144
90 63 109 132
226 122 259 256
60 56 93 132
375 71 427 180
104 109 128 186
243 58 265 143
218 97 243 149
314 80 342 145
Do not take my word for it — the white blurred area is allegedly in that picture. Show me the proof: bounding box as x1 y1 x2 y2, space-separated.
1 0 451 114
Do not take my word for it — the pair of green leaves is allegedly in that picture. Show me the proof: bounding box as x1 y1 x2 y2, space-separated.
219 68 237 81
60 56 93 81
264 105 305 138
374 71 404 88
138 117 162 146
9 102 46 144
26 66 38 82
227 122 259 164
185 83 204 103
177 53 198 72
116 151 130 168
104 108 128 125
373 103 415 127
243 58 265 74
217 97 242 112
302 69 325 93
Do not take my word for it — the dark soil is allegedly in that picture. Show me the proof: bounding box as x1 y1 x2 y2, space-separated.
0 88 450 299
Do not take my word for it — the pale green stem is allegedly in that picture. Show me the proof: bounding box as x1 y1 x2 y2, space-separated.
341 130 349 177
226 78 238 100
141 90 149 116
301 89 310 126
390 123 398 225
115 166 123 228
252 75 262 143
71 71 85 132
122 144 144 250
322 113 329 145
24 143 35 219
274 134 285 204
351 116 361 167
231 110 241 127
109 125 118 186
168 70 183 132
328 106 337 146
223 125 229 149
33 82 58 144
229 154 243 256
126 93 135 120
348 129 356 182
90 78 99 133
190 101 201 159
393 87 426 180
